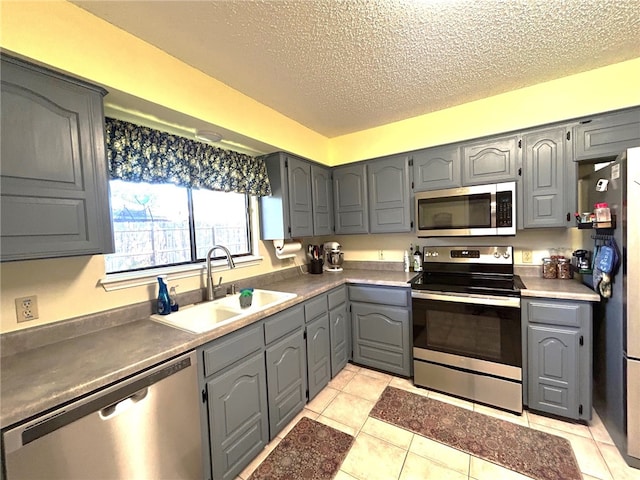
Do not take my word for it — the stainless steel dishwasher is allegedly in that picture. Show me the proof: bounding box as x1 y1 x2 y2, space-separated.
3 351 202 479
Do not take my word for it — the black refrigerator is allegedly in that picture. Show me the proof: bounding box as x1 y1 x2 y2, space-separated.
579 147 639 468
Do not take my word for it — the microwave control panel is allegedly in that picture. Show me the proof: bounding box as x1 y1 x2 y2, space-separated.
496 191 513 227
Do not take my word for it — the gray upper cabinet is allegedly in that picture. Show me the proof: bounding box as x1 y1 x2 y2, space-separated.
462 135 519 185
412 145 462 191
520 126 575 228
0 54 113 261
287 157 314 237
522 298 592 421
260 152 313 240
260 153 334 239
574 109 640 161
333 163 369 234
367 155 412 233
311 164 334 236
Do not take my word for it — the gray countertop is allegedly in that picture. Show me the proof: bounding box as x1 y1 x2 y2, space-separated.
0 268 598 429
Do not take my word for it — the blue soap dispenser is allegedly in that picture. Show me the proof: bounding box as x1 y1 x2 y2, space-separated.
157 275 171 315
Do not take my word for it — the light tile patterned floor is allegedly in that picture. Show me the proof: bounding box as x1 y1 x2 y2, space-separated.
238 363 640 480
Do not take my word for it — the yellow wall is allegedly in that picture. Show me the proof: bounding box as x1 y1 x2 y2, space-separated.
0 0 329 162
329 58 640 165
1 0 639 333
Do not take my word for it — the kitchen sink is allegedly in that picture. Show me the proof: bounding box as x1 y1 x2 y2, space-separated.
150 289 297 334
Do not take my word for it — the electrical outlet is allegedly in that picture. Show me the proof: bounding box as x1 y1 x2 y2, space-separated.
378 250 384 260
15 295 39 322
522 250 533 263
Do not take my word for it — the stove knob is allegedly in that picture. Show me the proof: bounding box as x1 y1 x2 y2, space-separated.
433 252 439 257
503 251 511 259
494 251 501 258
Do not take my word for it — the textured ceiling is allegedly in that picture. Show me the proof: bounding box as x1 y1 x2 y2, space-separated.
72 0 640 138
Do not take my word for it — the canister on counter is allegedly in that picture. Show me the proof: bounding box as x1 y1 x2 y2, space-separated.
557 258 573 279
542 257 557 279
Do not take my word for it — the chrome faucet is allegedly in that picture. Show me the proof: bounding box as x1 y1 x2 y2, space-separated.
206 245 236 301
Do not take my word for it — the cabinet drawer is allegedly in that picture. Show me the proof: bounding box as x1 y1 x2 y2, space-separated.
304 296 327 323
203 323 263 377
328 287 346 309
525 299 585 327
348 285 409 307
264 305 304 344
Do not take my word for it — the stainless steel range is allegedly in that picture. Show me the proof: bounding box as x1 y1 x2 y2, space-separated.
411 246 524 413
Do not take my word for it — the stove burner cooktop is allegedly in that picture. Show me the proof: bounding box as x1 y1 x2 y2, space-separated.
410 246 522 297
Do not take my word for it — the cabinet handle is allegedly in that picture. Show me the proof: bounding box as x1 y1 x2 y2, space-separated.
518 168 522 177
567 212 571 222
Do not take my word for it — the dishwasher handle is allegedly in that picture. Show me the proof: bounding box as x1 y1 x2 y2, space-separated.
99 388 149 420
3 351 195 454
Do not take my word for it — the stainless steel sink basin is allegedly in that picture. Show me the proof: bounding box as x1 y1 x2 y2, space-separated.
150 289 297 334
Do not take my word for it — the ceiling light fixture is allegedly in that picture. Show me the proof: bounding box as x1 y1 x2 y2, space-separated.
195 130 223 143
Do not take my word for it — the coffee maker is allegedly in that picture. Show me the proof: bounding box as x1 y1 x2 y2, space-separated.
323 242 344 272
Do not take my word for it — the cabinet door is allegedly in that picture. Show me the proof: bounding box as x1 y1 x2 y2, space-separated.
462 135 518 185
330 302 350 377
311 165 334 236
0 55 113 261
412 146 461 191
265 329 307 439
351 303 411 376
287 156 313 237
333 164 368 234
207 352 268 480
574 109 640 161
368 156 412 233
306 314 331 400
521 127 574 228
527 325 580 419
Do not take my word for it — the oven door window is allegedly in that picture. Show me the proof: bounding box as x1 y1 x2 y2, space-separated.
417 193 492 230
413 298 521 367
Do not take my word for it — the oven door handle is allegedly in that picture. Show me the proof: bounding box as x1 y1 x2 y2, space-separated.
411 290 520 308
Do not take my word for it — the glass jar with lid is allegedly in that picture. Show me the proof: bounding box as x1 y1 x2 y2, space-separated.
542 257 557 279
557 258 572 279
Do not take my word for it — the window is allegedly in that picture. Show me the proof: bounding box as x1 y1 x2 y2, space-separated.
106 180 251 273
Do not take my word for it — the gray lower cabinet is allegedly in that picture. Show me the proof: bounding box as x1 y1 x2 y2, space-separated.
264 306 307 440
328 286 350 377
522 298 592 421
462 134 519 185
199 324 268 480
349 285 411 376
1 54 113 261
412 145 462 191
520 126 576 228
333 163 369 234
573 108 640 161
306 314 331 400
367 155 412 233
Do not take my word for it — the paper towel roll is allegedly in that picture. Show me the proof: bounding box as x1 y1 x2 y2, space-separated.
273 240 302 259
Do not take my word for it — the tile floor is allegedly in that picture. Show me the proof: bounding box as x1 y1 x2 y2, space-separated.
237 363 640 480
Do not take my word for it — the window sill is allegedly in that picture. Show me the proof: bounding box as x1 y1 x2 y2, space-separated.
100 255 264 292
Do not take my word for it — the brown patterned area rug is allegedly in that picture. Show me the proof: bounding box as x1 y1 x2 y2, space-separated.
370 386 582 480
248 417 354 480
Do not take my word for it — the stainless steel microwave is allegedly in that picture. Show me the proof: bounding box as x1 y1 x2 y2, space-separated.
415 182 516 237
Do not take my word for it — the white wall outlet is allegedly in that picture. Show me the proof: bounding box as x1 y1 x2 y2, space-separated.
522 250 533 263
15 295 39 322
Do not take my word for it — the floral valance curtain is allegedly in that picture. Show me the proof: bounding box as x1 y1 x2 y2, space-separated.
105 117 271 196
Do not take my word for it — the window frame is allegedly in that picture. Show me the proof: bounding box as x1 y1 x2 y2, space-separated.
100 195 263 292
